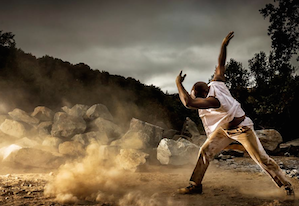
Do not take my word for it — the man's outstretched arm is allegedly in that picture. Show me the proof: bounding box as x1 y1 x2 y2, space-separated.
213 31 234 81
176 71 220 109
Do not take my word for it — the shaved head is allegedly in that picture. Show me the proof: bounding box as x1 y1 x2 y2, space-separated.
191 81 209 98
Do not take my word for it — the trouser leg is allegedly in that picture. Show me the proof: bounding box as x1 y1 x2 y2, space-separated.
190 128 233 185
233 128 291 187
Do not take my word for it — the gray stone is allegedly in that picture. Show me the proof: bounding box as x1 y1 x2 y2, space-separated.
256 129 283 151
280 139 299 149
37 121 53 137
15 137 40 148
0 119 27 138
0 115 9 125
163 129 179 139
90 117 122 140
157 138 200 165
3 147 64 169
85 104 113 121
42 136 63 151
115 149 149 172
99 145 120 160
51 112 86 138
72 131 110 146
0 144 22 160
31 106 54 121
63 104 89 118
127 118 164 148
8 108 39 125
112 130 150 150
58 141 85 157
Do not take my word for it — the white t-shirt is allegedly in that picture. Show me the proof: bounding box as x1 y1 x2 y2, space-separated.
198 81 252 137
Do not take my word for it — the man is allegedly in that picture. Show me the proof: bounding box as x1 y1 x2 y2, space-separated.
176 31 294 196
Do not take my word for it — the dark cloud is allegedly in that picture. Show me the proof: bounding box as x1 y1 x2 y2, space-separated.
0 0 274 93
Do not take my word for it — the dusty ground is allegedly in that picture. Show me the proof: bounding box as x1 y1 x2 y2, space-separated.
0 156 298 206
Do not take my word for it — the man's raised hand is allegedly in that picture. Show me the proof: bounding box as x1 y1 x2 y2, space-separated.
176 71 187 84
222 31 234 46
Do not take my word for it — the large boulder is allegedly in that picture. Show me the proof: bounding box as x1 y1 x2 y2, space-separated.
157 138 200 165
256 129 283 152
31 106 54 121
90 117 122 140
8 108 39 125
0 119 27 138
51 112 86 138
115 149 149 172
85 104 113 121
3 147 64 169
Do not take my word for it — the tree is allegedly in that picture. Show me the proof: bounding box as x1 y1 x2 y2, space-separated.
260 0 299 64
0 31 15 48
224 59 250 90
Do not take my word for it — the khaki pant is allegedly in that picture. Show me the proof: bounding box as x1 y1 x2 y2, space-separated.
190 126 291 188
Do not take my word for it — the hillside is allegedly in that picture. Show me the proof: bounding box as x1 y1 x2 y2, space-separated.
0 47 201 132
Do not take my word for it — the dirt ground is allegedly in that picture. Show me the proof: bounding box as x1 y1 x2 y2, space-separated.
0 156 298 206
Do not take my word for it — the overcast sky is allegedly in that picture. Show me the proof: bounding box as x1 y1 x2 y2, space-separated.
1 0 275 93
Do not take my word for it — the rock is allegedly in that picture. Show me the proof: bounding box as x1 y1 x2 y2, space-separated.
163 129 179 139
280 139 299 149
126 118 164 148
279 138 299 156
85 131 109 145
99 145 120 160
256 129 283 152
90 117 122 140
0 119 27 138
191 135 207 147
115 149 149 172
15 137 40 148
31 106 54 121
157 138 200 165
112 130 150 150
85 104 113 121
51 112 86 138
180 117 206 146
181 117 200 138
3 147 64 169
42 136 63 151
0 115 9 125
8 108 39 125
0 144 22 160
72 131 110 146
37 121 53 137
63 104 89 118
58 141 85 157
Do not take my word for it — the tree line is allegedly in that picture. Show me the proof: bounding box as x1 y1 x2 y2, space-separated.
0 0 298 141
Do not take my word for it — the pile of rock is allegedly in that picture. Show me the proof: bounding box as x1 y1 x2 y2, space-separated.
0 104 297 173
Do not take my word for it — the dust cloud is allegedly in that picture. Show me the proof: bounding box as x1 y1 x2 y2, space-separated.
44 141 184 206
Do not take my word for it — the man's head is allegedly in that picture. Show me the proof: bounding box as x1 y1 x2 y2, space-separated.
191 82 209 99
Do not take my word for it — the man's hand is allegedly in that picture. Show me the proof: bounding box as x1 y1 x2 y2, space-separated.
222 31 234 46
176 71 187 84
